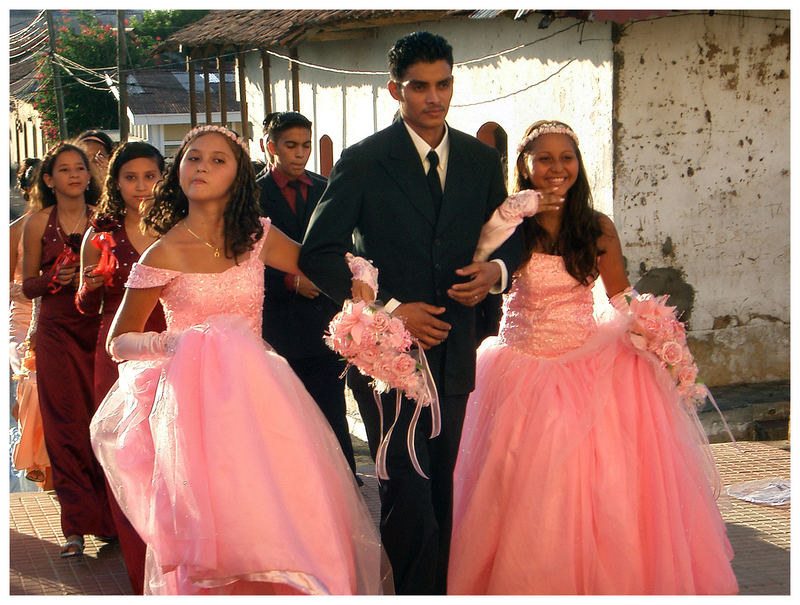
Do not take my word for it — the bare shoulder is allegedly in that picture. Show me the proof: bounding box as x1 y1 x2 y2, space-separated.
23 207 51 236
594 211 619 239
137 227 181 270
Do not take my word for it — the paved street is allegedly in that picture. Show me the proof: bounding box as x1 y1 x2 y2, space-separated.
8 440 790 596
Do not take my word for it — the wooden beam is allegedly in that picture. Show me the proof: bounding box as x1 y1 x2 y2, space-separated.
261 50 272 118
203 56 212 125
290 47 299 112
217 50 227 127
187 50 199 128
236 49 249 140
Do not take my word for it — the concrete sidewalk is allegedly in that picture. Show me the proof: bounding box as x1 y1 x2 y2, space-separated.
8 440 790 595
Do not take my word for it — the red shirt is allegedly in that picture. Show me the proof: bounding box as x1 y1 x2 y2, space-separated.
270 166 313 291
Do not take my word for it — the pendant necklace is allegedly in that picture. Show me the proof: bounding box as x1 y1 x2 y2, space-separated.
183 220 221 258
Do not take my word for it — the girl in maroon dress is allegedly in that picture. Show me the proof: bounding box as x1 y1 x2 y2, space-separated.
76 142 167 592
21 142 116 558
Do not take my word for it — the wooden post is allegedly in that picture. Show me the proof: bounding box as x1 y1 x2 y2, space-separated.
261 50 271 118
187 53 197 128
290 47 300 111
217 51 227 127
45 10 68 138
236 49 249 140
117 10 129 142
203 56 212 125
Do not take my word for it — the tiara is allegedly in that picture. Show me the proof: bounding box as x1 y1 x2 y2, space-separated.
181 124 250 156
516 122 579 155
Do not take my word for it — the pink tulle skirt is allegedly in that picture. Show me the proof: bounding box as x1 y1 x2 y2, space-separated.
448 322 738 595
90 314 389 595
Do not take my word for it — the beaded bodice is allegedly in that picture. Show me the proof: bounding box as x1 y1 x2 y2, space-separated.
498 253 598 358
125 218 270 335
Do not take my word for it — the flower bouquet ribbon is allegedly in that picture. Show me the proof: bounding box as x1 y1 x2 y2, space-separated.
90 231 119 287
611 287 738 446
325 254 441 480
48 234 81 293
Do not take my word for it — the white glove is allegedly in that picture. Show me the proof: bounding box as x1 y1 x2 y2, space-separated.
107 330 180 362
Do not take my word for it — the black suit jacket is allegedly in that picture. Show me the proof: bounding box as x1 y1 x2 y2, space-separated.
299 119 522 395
257 167 338 358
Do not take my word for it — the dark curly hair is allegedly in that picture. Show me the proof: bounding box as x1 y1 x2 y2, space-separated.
29 143 101 211
16 158 41 202
95 141 165 223
513 120 603 286
144 126 262 261
388 31 453 81
263 111 312 143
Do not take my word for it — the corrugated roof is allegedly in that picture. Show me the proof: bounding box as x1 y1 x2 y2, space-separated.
122 65 239 116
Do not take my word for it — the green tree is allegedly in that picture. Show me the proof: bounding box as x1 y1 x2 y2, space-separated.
34 10 208 142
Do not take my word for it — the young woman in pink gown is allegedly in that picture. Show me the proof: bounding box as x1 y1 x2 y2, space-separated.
77 142 167 593
448 121 738 595
21 143 116 557
89 125 389 595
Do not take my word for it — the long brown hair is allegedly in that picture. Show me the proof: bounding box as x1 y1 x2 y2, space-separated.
95 141 165 223
513 120 603 285
29 143 101 211
143 126 262 260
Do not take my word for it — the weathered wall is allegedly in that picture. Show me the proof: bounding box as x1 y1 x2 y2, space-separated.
243 15 614 209
613 10 790 386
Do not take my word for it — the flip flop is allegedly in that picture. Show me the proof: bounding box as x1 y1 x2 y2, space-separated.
60 535 84 558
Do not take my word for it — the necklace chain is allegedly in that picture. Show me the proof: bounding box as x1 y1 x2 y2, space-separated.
57 205 86 241
183 220 221 258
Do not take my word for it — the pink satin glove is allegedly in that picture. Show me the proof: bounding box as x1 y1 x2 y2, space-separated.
346 253 378 301
473 189 540 262
107 330 180 362
609 286 636 313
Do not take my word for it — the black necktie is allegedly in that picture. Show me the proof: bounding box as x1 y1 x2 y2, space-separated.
426 150 442 213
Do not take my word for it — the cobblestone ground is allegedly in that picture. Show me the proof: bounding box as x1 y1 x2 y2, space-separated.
8 440 789 595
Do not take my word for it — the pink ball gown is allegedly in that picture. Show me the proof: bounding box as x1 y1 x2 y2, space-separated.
448 253 738 595
90 218 388 595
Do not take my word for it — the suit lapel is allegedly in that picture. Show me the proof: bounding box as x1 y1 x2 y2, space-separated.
378 121 437 226
262 176 304 239
436 131 476 234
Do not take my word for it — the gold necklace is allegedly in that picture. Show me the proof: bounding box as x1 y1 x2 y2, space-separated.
183 220 221 258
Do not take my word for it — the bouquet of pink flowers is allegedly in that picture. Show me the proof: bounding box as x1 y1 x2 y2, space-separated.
325 254 441 480
623 291 707 405
325 299 434 406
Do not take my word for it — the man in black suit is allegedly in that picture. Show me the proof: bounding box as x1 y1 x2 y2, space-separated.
299 33 522 594
256 111 357 476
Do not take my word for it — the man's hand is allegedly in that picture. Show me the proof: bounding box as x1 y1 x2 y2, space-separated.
393 302 451 350
447 261 501 306
296 274 320 299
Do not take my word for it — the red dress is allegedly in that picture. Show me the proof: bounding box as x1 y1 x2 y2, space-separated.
22 205 115 540
76 222 165 594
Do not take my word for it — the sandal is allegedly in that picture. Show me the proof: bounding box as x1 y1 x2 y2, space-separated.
60 535 84 558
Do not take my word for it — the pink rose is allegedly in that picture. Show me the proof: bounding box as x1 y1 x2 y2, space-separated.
370 310 391 333
678 363 698 386
660 341 684 366
391 353 417 378
355 347 380 369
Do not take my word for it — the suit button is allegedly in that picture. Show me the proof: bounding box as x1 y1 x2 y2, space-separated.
434 263 441 271
434 238 441 246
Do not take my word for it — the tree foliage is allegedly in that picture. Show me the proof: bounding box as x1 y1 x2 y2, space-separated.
33 10 208 142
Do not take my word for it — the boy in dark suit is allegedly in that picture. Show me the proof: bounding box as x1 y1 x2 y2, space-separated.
257 111 357 476
299 32 522 594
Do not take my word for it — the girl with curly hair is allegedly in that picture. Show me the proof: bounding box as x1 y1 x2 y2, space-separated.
21 142 115 558
448 121 738 594
89 125 388 595
76 141 167 593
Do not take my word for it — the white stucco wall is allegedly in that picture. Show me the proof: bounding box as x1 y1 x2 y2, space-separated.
243 15 614 207
613 11 790 385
